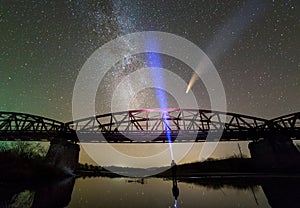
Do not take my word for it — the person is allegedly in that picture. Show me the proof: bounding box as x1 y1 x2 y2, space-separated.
171 160 176 168
171 160 177 184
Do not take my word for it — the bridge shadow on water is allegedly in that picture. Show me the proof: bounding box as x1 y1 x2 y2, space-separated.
262 179 300 208
180 176 300 208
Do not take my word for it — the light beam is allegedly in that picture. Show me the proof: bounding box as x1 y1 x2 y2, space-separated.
145 35 174 160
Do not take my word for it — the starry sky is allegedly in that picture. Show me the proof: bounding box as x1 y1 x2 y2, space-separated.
1 0 299 122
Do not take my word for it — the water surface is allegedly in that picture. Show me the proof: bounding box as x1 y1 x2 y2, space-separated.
67 177 270 208
4 176 300 207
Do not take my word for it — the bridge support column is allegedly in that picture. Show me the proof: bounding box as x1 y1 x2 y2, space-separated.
248 134 300 171
45 139 80 173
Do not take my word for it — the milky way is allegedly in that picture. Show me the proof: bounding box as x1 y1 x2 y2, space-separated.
0 0 299 121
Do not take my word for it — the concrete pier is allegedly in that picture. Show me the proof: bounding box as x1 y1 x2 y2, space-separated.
249 134 300 171
45 139 80 172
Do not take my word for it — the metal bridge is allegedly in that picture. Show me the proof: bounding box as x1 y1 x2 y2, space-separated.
0 109 299 143
0 112 69 141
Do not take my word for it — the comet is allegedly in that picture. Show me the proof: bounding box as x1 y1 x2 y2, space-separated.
185 0 268 94
186 73 199 93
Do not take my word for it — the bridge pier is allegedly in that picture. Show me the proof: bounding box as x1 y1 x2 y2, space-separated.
248 133 300 171
45 139 80 173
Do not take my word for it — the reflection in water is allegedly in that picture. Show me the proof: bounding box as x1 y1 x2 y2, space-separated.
32 177 75 208
172 181 179 208
171 160 179 207
67 177 270 207
2 175 300 207
0 177 75 208
9 190 35 208
261 178 300 208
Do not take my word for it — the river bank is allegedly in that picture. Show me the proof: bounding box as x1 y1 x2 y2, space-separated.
75 157 300 178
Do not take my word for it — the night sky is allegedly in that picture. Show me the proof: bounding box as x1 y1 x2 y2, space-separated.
1 0 299 122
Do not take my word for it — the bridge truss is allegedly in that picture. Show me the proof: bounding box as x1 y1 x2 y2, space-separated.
264 112 300 139
0 112 70 141
0 109 299 143
66 108 271 143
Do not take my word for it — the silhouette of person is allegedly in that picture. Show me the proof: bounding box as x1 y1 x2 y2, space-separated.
171 160 177 177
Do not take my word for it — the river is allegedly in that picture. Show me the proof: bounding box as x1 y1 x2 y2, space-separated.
5 175 300 207
67 177 270 208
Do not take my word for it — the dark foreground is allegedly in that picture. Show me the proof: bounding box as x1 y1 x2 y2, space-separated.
0 152 71 187
2 154 300 207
